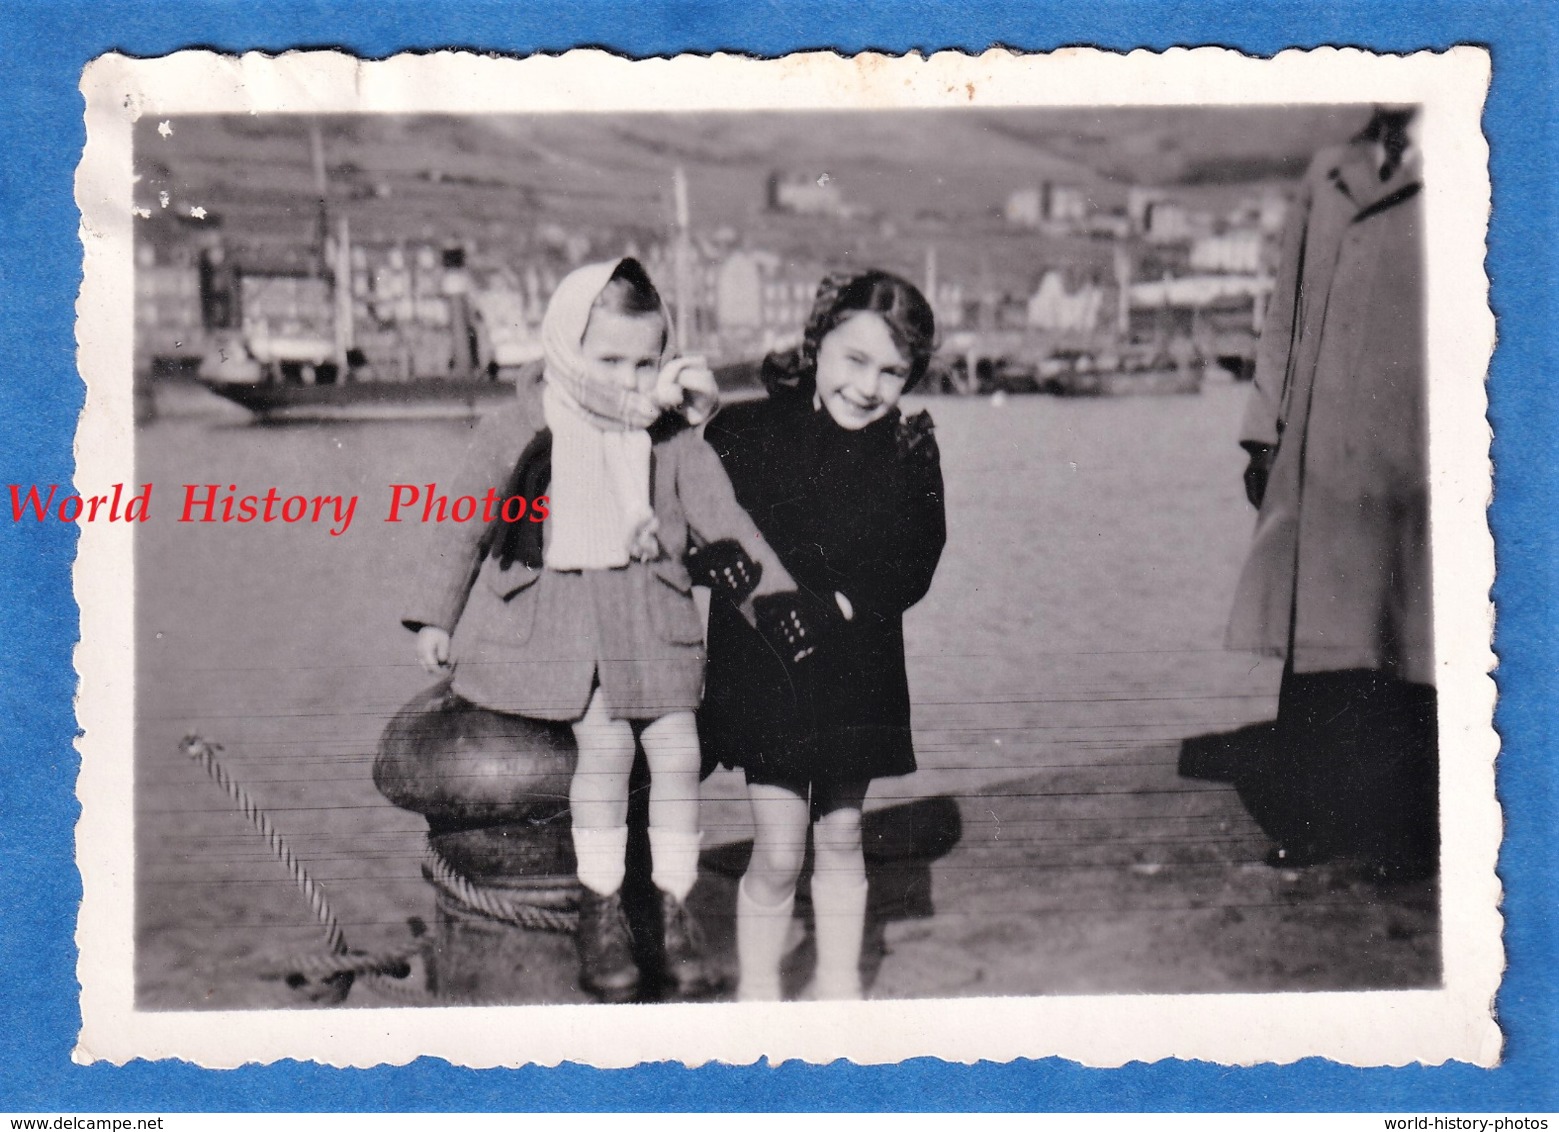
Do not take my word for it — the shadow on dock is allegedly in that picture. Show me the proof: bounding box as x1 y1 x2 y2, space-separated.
473 740 1438 1004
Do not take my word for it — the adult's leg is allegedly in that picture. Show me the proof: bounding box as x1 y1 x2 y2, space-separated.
1337 674 1438 876
1244 664 1335 863
809 779 871 1000
736 781 810 1000
1266 668 1438 875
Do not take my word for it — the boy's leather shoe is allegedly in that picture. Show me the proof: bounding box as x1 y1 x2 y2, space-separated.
575 889 639 1003
660 891 724 999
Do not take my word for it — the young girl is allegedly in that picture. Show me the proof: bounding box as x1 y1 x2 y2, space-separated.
696 270 946 1000
405 257 814 1002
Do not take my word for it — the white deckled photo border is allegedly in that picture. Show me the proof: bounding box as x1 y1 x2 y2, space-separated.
73 46 1499 1069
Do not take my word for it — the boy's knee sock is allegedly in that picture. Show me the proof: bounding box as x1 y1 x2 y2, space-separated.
736 875 794 1002
647 827 703 902
571 824 628 897
809 871 868 1000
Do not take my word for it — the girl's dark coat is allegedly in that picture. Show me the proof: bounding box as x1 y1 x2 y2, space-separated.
698 389 946 786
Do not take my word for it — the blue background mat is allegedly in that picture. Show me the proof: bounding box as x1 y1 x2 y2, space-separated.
0 1 1551 1111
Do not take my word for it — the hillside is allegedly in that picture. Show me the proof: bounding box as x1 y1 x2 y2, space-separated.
134 105 1367 290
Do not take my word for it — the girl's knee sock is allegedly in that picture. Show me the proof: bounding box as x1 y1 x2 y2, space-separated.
647 827 702 901
736 874 794 1002
572 824 629 896
809 871 868 1000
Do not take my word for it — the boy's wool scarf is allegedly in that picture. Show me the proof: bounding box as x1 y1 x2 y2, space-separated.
539 259 664 570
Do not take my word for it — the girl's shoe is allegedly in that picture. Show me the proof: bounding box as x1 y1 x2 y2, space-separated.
576 889 639 1003
659 891 724 999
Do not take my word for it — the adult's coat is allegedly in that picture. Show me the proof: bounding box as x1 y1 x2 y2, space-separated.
1227 141 1434 688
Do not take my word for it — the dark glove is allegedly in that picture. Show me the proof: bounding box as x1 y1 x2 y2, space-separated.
895 409 939 465
684 538 762 605
752 591 835 665
1241 442 1274 509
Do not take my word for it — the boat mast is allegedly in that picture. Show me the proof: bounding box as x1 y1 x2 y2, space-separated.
335 214 353 372
672 165 691 353
1113 241 1133 340
308 121 352 372
308 122 330 278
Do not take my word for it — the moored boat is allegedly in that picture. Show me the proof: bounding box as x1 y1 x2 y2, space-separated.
197 357 766 423
1053 358 1205 398
196 373 521 422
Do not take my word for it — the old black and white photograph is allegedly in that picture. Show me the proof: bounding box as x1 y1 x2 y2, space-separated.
73 48 1498 1068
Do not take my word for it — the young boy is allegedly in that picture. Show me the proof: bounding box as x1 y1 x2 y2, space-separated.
405 257 817 1001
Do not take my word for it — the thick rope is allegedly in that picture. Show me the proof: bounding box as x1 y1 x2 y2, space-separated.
421 840 579 934
362 970 443 1005
257 949 413 981
182 735 349 957
183 734 430 1002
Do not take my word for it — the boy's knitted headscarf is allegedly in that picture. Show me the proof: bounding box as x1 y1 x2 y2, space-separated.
540 258 668 431
539 258 669 569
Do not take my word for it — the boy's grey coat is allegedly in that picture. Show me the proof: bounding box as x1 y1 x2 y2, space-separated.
1227 142 1433 686
405 373 794 721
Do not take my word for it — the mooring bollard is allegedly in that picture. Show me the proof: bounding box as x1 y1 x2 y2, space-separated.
376 679 594 1005
420 821 592 1004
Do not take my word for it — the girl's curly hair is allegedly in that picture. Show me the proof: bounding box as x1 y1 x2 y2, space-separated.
764 269 937 396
